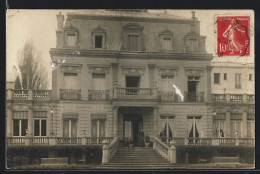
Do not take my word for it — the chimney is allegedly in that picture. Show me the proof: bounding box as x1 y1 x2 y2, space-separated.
56 12 64 31
56 12 64 48
191 11 198 21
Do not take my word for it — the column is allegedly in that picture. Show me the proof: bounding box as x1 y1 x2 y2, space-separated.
153 107 158 136
148 64 156 88
242 109 248 138
6 106 12 137
206 66 212 102
112 63 119 98
226 108 231 137
28 106 33 137
113 106 118 137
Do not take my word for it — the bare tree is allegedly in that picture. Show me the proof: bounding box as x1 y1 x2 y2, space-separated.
17 40 48 90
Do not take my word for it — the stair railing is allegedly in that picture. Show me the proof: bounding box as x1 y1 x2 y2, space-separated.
153 136 176 164
102 137 119 164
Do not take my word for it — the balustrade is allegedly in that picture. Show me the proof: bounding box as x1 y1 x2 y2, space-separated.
60 89 81 100
88 90 109 100
184 92 204 102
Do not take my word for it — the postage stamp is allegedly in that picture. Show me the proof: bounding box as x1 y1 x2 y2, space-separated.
216 16 250 56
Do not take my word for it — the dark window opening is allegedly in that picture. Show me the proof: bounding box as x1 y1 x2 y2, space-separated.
13 119 19 136
224 73 227 80
249 74 252 81
34 120 40 136
214 73 220 84
125 76 140 95
95 35 103 48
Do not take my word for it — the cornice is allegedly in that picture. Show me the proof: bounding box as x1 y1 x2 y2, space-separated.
50 49 213 61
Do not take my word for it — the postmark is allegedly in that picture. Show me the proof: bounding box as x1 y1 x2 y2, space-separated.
217 16 250 56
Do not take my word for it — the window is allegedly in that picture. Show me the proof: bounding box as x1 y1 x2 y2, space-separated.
122 23 144 51
224 73 227 80
187 116 201 144
95 35 103 48
128 35 139 51
235 73 241 89
13 119 28 136
34 119 46 136
161 75 174 91
92 73 106 90
63 119 77 137
213 120 226 137
92 26 106 49
214 73 220 84
64 73 78 89
159 115 175 143
188 39 198 52
249 74 252 81
231 121 242 137
67 33 76 47
91 119 105 143
161 36 173 52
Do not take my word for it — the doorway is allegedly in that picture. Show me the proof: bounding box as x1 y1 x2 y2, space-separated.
123 115 143 146
188 76 199 102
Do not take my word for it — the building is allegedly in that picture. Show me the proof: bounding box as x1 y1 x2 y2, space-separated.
211 61 255 139
6 10 255 166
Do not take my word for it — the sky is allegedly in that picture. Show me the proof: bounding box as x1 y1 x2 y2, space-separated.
6 9 254 88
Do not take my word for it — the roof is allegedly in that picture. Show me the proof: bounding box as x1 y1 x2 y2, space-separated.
67 10 192 22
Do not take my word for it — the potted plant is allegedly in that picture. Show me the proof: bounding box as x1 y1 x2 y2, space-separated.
145 135 150 147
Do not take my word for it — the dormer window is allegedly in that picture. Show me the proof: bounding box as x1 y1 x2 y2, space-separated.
64 25 79 48
92 26 106 49
184 33 199 53
159 30 174 52
122 23 144 51
67 33 76 47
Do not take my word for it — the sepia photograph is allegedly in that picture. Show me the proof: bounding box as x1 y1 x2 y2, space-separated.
6 9 255 170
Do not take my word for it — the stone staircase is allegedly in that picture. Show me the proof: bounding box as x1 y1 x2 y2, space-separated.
99 147 182 169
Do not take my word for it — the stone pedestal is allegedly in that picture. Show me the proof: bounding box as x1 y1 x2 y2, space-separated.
168 140 176 164
102 140 110 164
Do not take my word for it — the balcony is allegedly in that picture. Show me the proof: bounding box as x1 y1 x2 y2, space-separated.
158 91 179 102
88 90 109 101
114 87 157 100
60 89 81 100
6 137 114 146
212 94 255 103
160 137 255 147
184 92 204 102
7 89 52 100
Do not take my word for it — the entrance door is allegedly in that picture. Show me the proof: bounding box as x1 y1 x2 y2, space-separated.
125 76 140 95
123 116 143 146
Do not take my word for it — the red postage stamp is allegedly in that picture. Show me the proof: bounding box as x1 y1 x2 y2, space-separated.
217 16 250 56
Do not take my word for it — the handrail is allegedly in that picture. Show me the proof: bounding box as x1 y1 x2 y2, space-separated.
153 136 169 161
102 137 119 164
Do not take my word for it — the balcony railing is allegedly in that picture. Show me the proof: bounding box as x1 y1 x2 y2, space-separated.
184 92 204 102
159 137 255 147
13 90 29 99
158 91 179 102
88 90 109 101
60 89 81 100
230 94 242 102
7 89 52 100
6 137 114 146
114 87 156 99
212 94 255 103
212 94 226 101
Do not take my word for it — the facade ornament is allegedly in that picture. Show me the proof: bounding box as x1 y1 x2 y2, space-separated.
88 64 110 74
121 66 145 76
